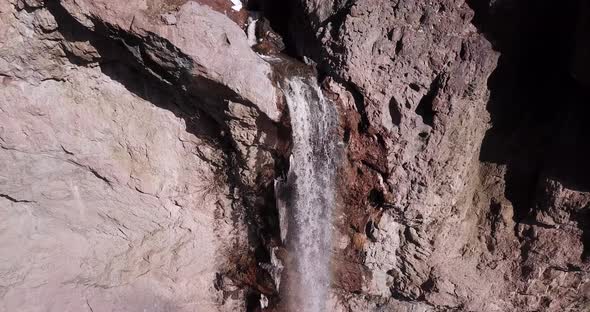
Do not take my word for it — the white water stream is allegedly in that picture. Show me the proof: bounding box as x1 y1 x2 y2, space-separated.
281 76 338 312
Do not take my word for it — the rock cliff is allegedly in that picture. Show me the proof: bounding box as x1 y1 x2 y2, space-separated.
0 0 588 311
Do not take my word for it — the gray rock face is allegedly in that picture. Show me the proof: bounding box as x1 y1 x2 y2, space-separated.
0 66 243 312
0 1 278 311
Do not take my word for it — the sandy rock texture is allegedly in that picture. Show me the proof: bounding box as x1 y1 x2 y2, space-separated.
0 66 240 312
289 0 589 310
0 0 283 311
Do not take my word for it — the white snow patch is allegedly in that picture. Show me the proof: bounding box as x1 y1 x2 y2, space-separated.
247 16 258 46
260 294 269 309
229 0 242 11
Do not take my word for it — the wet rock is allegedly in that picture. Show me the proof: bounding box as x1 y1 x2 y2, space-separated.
252 17 285 55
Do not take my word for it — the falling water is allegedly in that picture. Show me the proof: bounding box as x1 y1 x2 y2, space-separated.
281 76 338 312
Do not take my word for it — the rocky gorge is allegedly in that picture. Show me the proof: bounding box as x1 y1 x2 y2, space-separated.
0 0 588 311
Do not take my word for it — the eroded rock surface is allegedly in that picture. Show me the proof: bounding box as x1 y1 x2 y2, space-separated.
289 0 590 310
1 0 589 311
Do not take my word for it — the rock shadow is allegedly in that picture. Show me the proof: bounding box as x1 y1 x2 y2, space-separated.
468 0 590 223
45 1 228 148
468 0 590 261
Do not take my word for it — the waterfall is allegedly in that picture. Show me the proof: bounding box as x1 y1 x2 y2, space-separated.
281 76 338 312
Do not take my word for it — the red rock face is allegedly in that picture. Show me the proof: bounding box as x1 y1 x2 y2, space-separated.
289 0 590 310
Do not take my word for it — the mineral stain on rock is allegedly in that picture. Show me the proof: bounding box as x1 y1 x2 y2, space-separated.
0 0 588 311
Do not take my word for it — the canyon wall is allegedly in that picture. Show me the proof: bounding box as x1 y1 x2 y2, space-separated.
287 0 589 310
0 1 282 311
0 0 588 311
